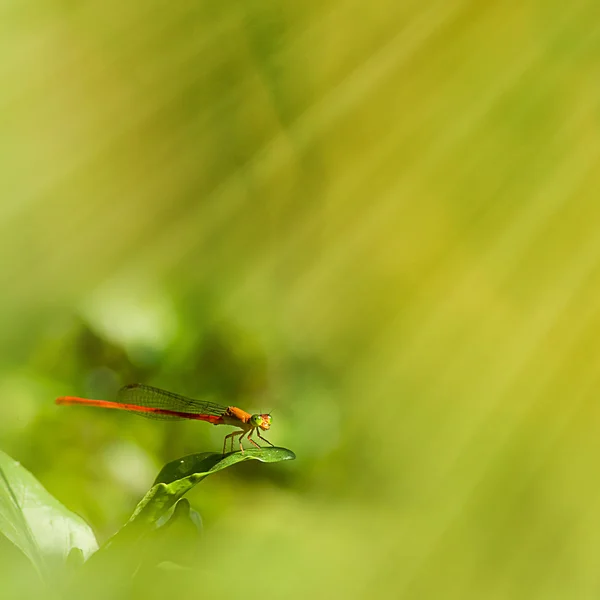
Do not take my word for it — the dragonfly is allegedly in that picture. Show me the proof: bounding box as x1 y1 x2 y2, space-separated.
56 383 274 455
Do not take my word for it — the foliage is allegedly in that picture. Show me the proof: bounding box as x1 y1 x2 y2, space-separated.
0 447 294 592
2 0 600 598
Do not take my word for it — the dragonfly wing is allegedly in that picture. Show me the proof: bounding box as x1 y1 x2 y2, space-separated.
116 384 229 421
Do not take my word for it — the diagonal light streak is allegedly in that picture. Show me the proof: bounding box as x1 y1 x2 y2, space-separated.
112 1 465 279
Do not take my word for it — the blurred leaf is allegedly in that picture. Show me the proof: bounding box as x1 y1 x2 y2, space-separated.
155 561 193 572
131 499 204 574
155 497 202 534
0 450 98 580
66 547 85 570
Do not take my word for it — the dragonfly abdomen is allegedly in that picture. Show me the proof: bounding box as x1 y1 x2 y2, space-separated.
55 396 225 423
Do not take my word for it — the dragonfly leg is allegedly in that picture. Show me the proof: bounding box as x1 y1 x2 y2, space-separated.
223 430 244 455
222 433 233 455
255 429 274 447
233 430 245 453
246 428 260 450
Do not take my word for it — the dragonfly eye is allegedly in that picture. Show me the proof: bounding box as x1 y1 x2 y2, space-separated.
250 414 263 427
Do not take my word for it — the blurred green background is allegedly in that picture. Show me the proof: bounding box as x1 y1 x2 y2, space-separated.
2 0 600 598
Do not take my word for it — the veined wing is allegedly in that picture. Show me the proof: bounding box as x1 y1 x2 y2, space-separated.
116 384 229 420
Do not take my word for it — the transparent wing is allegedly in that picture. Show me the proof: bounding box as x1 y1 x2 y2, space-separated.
116 384 228 421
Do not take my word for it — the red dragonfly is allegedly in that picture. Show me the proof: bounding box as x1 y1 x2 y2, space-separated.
56 383 274 454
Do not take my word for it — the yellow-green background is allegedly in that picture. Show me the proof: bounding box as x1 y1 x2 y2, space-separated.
2 0 600 598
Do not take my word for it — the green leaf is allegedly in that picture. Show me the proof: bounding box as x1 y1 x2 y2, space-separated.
0 450 98 579
98 447 295 553
155 497 202 532
138 447 296 525
129 498 204 573
80 447 294 586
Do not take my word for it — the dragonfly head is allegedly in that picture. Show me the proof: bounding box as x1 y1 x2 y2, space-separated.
250 413 272 430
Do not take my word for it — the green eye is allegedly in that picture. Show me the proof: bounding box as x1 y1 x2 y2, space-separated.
250 414 262 426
